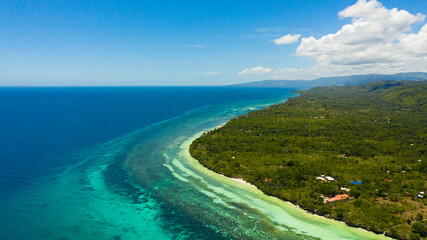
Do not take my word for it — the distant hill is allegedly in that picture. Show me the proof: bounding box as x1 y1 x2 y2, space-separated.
231 72 427 88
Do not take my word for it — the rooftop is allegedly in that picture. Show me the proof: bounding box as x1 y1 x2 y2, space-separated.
326 194 350 203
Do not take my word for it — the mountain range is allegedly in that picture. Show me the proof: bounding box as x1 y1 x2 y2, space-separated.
231 72 427 88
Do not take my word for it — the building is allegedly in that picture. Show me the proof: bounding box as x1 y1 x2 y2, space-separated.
350 180 362 185
325 194 350 203
325 176 335 181
316 176 326 181
316 175 335 182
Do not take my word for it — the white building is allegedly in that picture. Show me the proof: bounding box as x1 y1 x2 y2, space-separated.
325 176 335 181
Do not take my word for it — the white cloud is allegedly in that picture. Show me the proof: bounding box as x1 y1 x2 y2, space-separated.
272 34 301 45
273 0 427 79
238 66 272 75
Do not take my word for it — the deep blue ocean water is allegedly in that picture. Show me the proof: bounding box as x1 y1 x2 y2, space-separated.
0 87 292 196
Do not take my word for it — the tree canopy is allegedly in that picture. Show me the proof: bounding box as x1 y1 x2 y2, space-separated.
190 80 427 240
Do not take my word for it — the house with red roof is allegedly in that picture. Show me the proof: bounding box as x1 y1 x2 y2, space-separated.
325 194 350 203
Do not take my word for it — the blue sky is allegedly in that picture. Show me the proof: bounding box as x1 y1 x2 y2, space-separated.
0 0 426 86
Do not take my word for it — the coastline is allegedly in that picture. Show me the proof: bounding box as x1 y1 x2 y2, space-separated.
184 128 391 240
203 124 259 189
187 81 427 240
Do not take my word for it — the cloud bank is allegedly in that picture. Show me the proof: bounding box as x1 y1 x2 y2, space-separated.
267 0 427 79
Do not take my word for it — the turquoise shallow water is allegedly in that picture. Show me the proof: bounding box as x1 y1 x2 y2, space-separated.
0 90 391 239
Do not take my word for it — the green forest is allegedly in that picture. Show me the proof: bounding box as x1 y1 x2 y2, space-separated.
190 80 427 240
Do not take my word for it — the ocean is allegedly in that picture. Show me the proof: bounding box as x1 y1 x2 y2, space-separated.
0 87 389 239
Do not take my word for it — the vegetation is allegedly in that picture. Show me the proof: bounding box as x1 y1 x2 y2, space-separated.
190 80 427 239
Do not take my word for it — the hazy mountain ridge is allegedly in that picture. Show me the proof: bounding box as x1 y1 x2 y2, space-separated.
232 72 427 88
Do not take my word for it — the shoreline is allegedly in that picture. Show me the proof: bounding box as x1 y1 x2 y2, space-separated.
186 80 427 239
207 124 260 189
185 121 391 239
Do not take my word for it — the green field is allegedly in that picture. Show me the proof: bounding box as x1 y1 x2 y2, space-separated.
190 80 427 239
